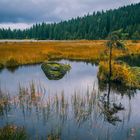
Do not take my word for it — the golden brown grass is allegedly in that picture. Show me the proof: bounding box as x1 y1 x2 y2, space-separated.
98 61 140 88
0 40 139 66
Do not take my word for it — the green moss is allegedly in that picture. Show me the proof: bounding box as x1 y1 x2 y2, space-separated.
41 62 71 80
5 58 19 68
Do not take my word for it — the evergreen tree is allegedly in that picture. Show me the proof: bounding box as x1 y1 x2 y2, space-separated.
0 3 140 40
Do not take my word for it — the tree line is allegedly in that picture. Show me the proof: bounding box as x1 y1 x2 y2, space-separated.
0 3 140 40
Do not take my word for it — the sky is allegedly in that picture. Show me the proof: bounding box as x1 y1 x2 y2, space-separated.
0 0 139 29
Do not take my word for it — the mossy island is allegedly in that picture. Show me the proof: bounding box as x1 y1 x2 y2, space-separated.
41 62 71 80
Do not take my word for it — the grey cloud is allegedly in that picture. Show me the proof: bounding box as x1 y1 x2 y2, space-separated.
0 0 139 23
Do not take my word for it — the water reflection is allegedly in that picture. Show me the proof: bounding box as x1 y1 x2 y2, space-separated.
98 94 124 125
0 88 11 117
0 81 139 139
6 66 19 73
99 81 137 98
0 69 3 73
0 60 140 140
0 60 98 95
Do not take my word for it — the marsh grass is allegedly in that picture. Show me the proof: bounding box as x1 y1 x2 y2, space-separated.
71 89 97 126
0 40 139 66
0 124 28 140
98 61 140 89
0 81 136 139
0 88 11 116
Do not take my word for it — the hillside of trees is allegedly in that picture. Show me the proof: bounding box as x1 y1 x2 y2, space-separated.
0 3 140 40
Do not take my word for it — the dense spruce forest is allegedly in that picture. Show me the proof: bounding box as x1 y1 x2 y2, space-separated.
0 3 140 40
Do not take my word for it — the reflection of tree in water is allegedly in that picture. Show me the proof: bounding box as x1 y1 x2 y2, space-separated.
0 83 132 125
0 82 138 139
98 81 137 98
0 69 3 73
98 98 124 125
97 75 135 125
98 78 126 125
6 66 19 73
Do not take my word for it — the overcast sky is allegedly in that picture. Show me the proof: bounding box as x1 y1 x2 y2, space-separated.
0 0 139 29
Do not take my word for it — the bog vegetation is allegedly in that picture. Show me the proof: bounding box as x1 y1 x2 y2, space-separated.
0 40 139 88
98 61 140 89
0 40 139 67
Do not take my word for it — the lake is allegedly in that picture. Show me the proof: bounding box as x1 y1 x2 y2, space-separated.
0 60 140 140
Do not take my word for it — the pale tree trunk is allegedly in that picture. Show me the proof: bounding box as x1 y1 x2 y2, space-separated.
107 46 112 105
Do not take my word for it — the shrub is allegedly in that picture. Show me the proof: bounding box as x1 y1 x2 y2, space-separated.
98 61 140 88
5 58 19 68
117 54 140 67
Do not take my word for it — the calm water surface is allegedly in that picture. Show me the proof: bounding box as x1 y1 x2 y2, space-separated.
0 60 140 140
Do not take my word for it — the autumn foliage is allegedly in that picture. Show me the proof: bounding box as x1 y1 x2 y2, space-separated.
0 40 139 67
98 61 140 88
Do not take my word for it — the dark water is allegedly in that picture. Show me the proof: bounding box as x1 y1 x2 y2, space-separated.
0 60 140 140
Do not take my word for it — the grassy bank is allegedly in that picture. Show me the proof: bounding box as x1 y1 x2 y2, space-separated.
98 61 140 89
0 40 140 67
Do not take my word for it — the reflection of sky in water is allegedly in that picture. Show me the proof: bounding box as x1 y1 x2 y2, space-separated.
0 60 98 95
0 60 140 140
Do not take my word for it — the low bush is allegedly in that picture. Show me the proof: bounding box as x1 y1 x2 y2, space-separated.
98 61 140 89
5 58 19 68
